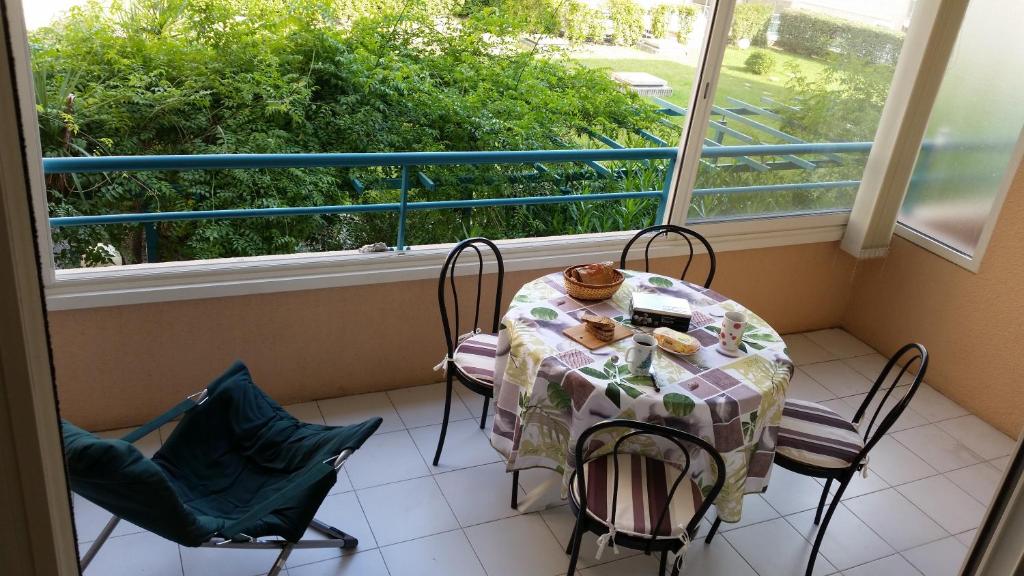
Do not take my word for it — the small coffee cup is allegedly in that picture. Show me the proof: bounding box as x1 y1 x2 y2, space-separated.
625 333 656 375
718 311 747 354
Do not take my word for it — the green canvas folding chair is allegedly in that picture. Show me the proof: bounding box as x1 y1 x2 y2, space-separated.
62 361 382 576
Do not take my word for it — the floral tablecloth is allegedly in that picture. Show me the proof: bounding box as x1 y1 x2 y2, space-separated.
488 270 793 523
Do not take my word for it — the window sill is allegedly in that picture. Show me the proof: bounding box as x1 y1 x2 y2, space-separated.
893 222 981 273
45 213 849 310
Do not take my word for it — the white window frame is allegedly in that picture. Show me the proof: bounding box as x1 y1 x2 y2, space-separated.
894 126 1024 273
9 0 941 310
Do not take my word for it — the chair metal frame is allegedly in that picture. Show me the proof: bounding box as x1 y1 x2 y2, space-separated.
705 343 929 576
566 419 726 576
432 238 521 506
620 224 717 288
80 447 361 576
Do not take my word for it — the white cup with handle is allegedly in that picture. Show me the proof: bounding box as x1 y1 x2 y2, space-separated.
718 311 747 356
625 333 656 375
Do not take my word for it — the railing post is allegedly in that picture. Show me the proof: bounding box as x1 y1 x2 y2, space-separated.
655 155 677 225
396 165 409 250
144 222 159 263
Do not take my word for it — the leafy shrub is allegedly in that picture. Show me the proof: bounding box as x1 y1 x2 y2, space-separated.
649 4 672 39
561 0 605 44
676 4 699 44
730 2 772 45
744 50 775 75
777 10 904 64
608 0 643 46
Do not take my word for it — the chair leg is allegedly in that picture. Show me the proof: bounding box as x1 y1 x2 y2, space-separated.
815 478 833 525
432 372 455 466
565 517 585 576
511 469 520 510
659 549 668 576
80 516 120 571
480 396 489 429
309 518 359 548
704 515 722 544
267 543 292 576
806 477 850 576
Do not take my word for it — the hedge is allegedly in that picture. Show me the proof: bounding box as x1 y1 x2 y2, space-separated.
676 4 699 44
608 0 644 46
776 10 904 65
730 2 773 46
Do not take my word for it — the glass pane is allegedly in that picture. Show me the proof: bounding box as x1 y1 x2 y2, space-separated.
897 0 1024 257
688 1 914 222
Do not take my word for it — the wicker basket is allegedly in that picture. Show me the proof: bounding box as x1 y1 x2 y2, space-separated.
563 265 624 301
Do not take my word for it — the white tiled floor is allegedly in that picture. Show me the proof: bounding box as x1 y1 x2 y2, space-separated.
72 330 1017 576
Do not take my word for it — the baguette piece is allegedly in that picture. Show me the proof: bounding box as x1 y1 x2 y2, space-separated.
581 314 616 342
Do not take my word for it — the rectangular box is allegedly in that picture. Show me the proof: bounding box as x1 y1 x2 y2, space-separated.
629 293 692 332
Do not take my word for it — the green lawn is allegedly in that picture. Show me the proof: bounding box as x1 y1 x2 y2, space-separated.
577 46 826 110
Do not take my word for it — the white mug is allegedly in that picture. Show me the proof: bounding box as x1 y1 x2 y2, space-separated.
719 311 747 354
625 333 656 375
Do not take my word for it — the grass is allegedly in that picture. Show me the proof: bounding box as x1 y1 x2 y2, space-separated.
577 45 826 110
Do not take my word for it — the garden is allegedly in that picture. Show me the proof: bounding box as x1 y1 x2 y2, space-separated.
32 0 904 266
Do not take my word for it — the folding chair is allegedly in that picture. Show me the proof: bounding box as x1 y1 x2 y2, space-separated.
63 361 382 576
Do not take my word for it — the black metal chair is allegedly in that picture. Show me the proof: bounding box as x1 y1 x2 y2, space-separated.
620 225 716 288
566 419 726 576
433 237 520 502
705 343 929 576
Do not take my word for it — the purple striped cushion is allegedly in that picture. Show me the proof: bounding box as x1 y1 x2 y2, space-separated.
569 453 703 539
453 333 498 387
777 399 865 469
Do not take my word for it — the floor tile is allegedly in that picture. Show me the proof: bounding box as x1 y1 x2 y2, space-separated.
839 390 928 433
285 401 325 424
318 392 405 434
345 430 430 489
578 553 659 576
285 491 377 568
762 465 829 516
288 549 389 576
672 536 758 576
515 467 568 511
841 354 889 382
81 531 182 576
711 494 780 532
902 537 968 576
909 385 968 423
945 462 1002 505
783 334 838 366
788 368 837 403
330 468 353 495
357 476 459 546
454 385 493 418
180 539 282 576
465 514 568 576
936 415 1016 460
892 425 981 473
436 462 522 527
989 455 1011 472
896 476 987 534
786 503 895 570
73 494 145 543
539 504 640 569
409 419 502 473
844 489 947 551
816 469 891 501
863 437 937 486
842 554 922 576
388 382 471 429
954 529 976 547
724 517 836 576
381 529 487 576
804 329 876 359
803 361 874 398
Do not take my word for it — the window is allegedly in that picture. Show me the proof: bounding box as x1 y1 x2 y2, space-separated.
896 0 1024 266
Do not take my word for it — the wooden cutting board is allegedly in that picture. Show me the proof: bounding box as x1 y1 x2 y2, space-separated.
563 323 634 350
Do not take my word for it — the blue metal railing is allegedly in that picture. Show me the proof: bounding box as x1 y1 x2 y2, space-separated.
42 142 872 258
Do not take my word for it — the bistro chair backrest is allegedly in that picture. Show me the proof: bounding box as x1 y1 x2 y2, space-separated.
437 237 504 358
620 225 716 288
574 419 725 542
852 343 929 458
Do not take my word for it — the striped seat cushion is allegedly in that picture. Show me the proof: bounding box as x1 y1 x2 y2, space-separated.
569 453 703 539
777 399 865 469
452 333 498 386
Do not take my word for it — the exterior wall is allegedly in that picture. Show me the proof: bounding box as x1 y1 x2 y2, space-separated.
50 241 857 431
843 162 1024 438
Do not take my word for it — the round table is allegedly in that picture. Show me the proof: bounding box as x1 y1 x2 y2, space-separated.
488 269 793 523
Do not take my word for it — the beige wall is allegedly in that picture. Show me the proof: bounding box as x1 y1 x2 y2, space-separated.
50 241 858 430
844 164 1024 438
